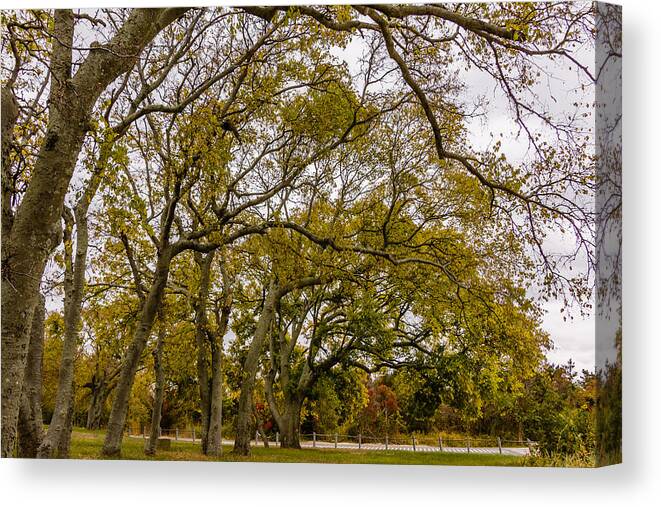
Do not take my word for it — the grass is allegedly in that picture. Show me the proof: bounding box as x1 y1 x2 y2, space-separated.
68 429 525 466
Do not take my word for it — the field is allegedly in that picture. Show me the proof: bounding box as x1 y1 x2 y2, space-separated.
66 430 526 467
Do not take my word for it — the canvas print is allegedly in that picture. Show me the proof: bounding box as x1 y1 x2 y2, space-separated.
1 2 621 467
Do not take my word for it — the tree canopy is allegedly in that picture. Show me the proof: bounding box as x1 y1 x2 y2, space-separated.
1 3 601 461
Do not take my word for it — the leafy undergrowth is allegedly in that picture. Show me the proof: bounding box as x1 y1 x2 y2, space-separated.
68 430 525 466
522 447 596 468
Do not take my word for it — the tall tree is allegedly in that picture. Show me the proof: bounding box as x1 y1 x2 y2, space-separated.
192 250 233 456
1 7 190 457
232 275 324 455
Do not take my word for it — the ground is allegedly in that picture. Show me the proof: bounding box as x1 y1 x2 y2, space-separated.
66 429 526 466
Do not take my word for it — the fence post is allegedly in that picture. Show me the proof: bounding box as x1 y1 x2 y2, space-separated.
335 433 338 449
467 438 471 453
255 430 259 445
276 432 279 445
176 428 179 441
385 434 388 451
358 433 362 449
192 428 196 443
438 435 443 452
313 431 316 448
158 427 161 437
412 435 416 452
497 436 502 454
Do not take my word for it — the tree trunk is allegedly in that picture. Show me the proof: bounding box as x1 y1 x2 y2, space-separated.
233 280 278 456
84 367 118 430
263 302 318 450
102 249 172 457
264 361 303 449
1 7 189 458
38 205 89 458
16 294 46 458
256 420 270 448
259 279 322 452
86 386 108 430
206 341 224 456
145 324 166 456
279 398 304 449
193 251 233 457
193 252 213 454
55 390 75 458
206 255 232 457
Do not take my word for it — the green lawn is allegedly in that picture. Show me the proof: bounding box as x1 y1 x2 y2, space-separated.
68 429 525 466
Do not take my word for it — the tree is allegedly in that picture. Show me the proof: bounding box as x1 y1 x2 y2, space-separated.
2 7 190 457
191 250 233 456
515 361 595 455
358 379 401 437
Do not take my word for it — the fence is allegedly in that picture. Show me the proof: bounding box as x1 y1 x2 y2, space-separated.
127 426 199 443
126 427 538 455
294 432 537 455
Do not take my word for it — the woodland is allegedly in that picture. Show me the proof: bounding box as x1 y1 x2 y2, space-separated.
0 3 621 465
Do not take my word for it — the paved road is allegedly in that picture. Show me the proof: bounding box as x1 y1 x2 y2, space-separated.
130 434 531 456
